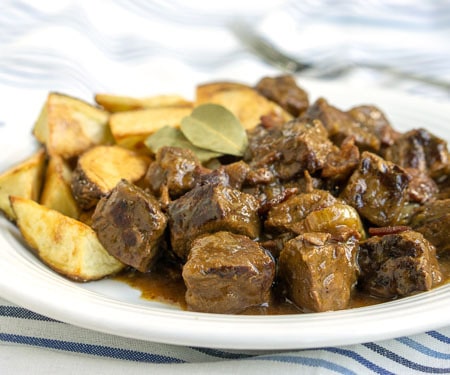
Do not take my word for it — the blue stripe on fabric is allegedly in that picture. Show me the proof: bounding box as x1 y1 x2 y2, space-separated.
364 342 450 373
396 337 450 360
253 354 356 375
0 306 59 322
190 347 255 360
0 333 185 364
427 331 450 344
324 347 394 375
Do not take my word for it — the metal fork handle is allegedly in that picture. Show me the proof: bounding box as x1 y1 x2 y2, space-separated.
230 21 450 91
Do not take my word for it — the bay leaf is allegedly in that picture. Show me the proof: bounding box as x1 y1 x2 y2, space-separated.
180 103 248 156
144 126 222 162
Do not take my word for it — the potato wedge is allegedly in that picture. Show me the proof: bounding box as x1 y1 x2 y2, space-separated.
10 196 124 281
95 93 193 113
0 149 46 221
195 81 251 104
40 155 80 219
71 145 150 209
109 107 192 149
33 92 113 159
196 82 292 129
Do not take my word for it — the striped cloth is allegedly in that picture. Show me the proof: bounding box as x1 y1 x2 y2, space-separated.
1 297 450 374
1 1 450 374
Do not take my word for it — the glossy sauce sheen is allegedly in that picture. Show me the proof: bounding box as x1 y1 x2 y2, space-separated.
115 255 450 315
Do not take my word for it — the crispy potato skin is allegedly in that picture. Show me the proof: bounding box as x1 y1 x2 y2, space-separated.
10 196 124 281
0 149 46 221
71 145 150 210
34 92 112 159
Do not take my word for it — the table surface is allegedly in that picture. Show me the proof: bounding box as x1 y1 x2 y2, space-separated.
0 1 449 374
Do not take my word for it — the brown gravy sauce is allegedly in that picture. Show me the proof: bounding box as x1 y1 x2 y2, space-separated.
114 255 450 315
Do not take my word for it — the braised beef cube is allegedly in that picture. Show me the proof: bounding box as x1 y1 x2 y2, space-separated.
278 232 359 312
168 183 260 260
383 128 449 179
182 231 275 314
305 98 380 152
244 121 283 167
322 136 360 182
195 161 251 190
246 117 336 180
255 75 309 117
347 105 398 148
340 151 410 227
146 146 200 198
265 190 337 234
411 199 450 255
92 179 167 272
223 161 252 189
405 168 438 203
278 119 337 178
358 230 442 298
436 167 450 199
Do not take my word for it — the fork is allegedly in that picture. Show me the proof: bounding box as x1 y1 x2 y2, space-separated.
229 20 450 91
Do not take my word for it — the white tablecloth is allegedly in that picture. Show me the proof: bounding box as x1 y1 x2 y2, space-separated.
1 1 449 374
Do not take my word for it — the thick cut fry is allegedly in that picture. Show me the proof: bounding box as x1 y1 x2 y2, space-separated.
10 196 125 281
71 145 150 209
40 155 80 219
0 149 46 221
196 82 292 129
95 93 193 113
109 107 192 149
33 92 112 159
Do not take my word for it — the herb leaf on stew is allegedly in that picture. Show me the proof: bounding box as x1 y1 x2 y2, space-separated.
180 104 248 156
144 125 222 162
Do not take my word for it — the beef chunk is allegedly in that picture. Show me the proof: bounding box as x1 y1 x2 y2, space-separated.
436 167 450 199
244 121 283 167
182 231 275 314
410 199 450 255
278 232 359 312
265 190 337 234
145 146 200 198
92 180 167 272
358 230 442 298
194 161 251 190
347 105 398 148
168 183 260 260
321 136 360 182
305 98 381 152
246 118 337 180
255 75 309 117
340 151 411 226
405 168 438 204
383 128 449 179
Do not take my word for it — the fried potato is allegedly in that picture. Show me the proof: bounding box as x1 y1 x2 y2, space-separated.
95 93 193 113
195 81 251 104
196 82 292 129
10 196 125 281
109 107 192 149
40 155 80 219
33 92 113 159
71 145 150 210
0 149 46 221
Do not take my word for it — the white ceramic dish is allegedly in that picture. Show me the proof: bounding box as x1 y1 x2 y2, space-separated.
0 80 449 350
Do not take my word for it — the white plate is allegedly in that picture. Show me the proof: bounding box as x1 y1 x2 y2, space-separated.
0 80 449 350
